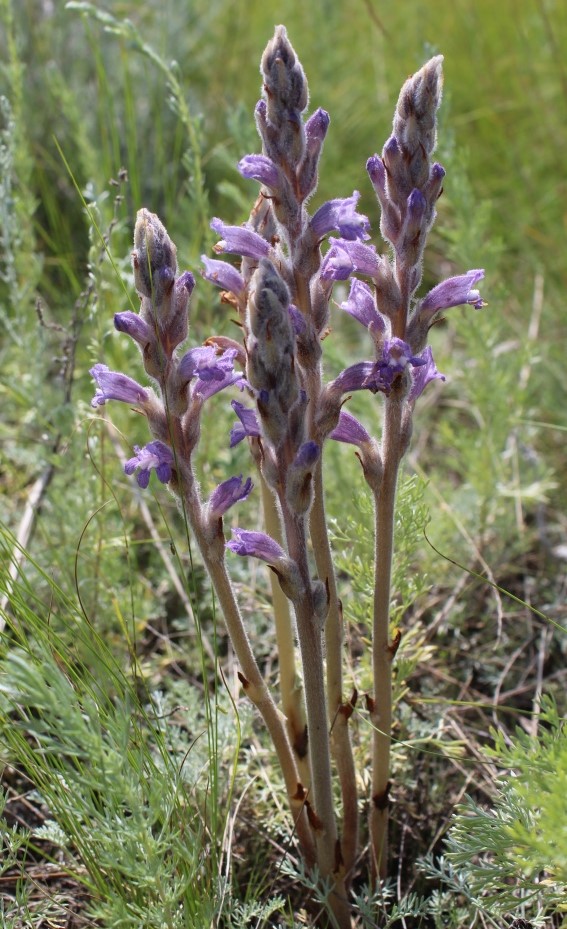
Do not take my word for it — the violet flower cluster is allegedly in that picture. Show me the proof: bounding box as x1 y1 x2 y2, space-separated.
90 26 484 926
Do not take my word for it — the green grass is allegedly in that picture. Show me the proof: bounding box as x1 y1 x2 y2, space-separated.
1 0 566 925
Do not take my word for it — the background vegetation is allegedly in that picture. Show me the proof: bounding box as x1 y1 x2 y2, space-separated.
1 0 566 926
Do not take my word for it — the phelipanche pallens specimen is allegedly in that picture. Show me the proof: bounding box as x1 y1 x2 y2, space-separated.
91 26 484 927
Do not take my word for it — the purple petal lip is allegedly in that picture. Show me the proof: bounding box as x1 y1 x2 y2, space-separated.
238 154 281 188
230 400 261 447
226 528 287 564
329 409 371 447
408 345 446 403
339 278 385 333
201 256 245 295
210 218 271 260
420 269 485 315
179 346 239 386
321 237 381 281
194 369 244 401
124 440 174 489
208 475 253 518
90 364 149 408
311 191 370 242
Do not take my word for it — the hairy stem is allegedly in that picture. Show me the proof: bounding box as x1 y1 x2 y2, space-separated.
183 486 316 867
260 475 309 784
370 390 404 878
310 461 358 882
281 506 351 927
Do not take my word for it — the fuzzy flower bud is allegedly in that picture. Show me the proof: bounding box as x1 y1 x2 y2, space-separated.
259 25 308 170
298 107 330 200
285 440 320 515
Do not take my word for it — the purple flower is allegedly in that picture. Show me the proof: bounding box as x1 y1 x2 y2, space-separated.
332 361 376 394
201 256 245 296
332 339 425 396
407 345 446 403
329 409 371 447
226 528 287 565
208 475 253 519
420 269 485 318
178 346 240 386
339 279 385 334
194 368 244 401
230 400 261 447
124 440 174 489
320 238 382 281
210 218 271 260
311 191 370 242
372 337 426 393
114 312 154 348
90 364 149 408
238 154 281 189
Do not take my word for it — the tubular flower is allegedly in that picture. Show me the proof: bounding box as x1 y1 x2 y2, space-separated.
201 256 245 296
320 237 382 281
311 191 371 242
329 409 371 447
419 269 485 319
113 312 154 349
226 529 288 565
238 154 282 189
210 218 271 260
124 441 174 489
339 278 386 335
90 364 149 408
208 475 253 519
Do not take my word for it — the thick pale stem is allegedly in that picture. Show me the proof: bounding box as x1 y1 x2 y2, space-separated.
282 507 351 927
370 391 404 879
260 475 309 784
184 488 316 868
310 462 358 883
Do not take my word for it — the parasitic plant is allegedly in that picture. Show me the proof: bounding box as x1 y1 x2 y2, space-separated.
90 26 485 926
